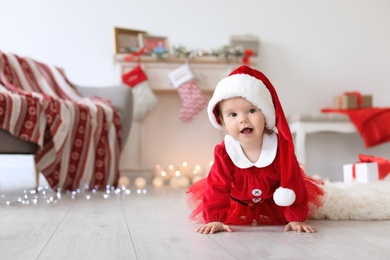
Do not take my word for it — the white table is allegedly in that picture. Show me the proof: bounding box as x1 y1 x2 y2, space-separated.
288 113 356 165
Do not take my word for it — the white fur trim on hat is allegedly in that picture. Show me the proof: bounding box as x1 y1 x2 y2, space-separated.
207 74 275 130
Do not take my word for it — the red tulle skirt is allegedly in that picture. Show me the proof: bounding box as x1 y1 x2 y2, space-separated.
186 173 325 225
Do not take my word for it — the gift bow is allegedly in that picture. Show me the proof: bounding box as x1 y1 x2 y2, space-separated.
124 48 147 62
339 91 363 108
354 154 390 180
242 49 254 66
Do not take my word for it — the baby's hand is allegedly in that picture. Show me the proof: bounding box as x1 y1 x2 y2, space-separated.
197 221 232 234
284 221 317 233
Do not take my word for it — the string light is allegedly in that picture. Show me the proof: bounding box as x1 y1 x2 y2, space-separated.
0 183 133 206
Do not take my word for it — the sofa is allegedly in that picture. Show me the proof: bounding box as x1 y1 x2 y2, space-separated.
0 51 133 191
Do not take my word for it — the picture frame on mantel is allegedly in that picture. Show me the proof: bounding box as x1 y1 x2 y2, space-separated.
113 27 146 53
139 34 169 52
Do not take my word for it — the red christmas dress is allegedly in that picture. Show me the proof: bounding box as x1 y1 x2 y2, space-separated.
187 133 325 225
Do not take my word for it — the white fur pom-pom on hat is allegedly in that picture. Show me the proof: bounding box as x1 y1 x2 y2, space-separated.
273 187 296 206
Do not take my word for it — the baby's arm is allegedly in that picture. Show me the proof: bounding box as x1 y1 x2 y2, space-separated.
284 221 317 233
197 222 232 234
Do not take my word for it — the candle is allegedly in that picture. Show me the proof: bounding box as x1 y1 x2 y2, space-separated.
160 170 168 180
118 176 130 188
194 165 203 174
134 177 147 189
167 164 176 178
175 170 181 177
169 176 181 189
178 176 190 188
152 176 164 188
154 164 162 176
180 161 190 177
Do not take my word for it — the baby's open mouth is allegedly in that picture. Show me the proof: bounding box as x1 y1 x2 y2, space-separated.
240 127 253 134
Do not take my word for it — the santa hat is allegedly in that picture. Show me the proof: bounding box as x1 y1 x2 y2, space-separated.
208 65 298 206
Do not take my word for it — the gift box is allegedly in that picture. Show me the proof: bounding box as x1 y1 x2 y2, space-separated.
343 154 390 183
333 92 372 110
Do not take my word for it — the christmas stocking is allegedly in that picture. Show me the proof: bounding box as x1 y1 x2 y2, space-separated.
122 65 158 122
168 64 208 123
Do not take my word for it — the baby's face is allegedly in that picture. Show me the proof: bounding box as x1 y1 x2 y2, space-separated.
219 97 266 146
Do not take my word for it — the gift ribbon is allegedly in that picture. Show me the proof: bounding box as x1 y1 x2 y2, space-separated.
338 91 363 109
351 164 357 180
355 154 390 180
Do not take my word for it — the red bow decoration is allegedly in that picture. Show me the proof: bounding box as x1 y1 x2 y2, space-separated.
242 49 254 66
124 48 147 62
355 154 390 180
338 91 363 108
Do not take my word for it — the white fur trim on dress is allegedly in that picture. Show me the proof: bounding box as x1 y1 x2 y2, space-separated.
208 74 275 130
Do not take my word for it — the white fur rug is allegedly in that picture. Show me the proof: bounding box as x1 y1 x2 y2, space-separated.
312 181 390 220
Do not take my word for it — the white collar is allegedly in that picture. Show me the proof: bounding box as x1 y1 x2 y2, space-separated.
224 132 278 169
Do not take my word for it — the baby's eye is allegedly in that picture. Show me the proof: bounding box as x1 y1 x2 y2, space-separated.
248 108 256 114
228 112 237 117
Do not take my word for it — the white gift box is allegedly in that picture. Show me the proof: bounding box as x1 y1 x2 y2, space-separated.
343 162 390 183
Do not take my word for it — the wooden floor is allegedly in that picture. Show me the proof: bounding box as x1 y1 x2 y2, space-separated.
0 182 390 260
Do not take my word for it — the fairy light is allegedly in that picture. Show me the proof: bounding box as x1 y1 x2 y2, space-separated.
0 182 133 206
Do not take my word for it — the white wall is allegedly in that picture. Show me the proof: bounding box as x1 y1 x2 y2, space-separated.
1 0 390 181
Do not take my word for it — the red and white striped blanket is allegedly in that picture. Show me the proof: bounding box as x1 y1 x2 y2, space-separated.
0 51 122 191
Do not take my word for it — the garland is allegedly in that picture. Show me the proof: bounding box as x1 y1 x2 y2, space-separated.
124 44 254 64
